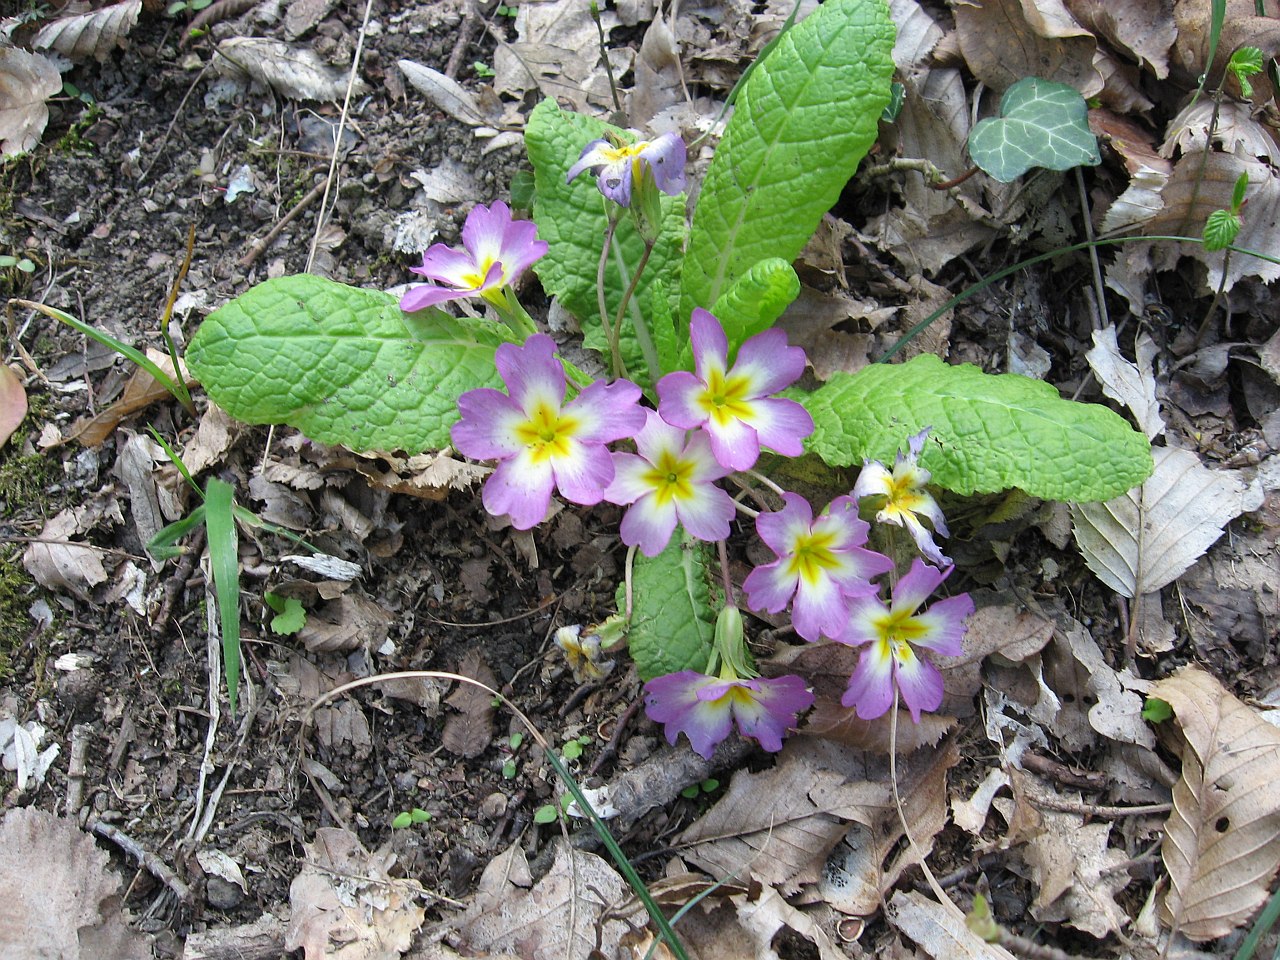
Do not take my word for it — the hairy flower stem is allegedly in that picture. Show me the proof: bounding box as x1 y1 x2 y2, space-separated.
596 215 626 379
610 235 661 389
717 539 734 605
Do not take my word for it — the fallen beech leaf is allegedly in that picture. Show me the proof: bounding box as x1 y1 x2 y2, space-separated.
0 808 151 960
1025 810 1132 937
0 48 63 157
216 37 366 101
888 890 1017 960
33 0 141 62
295 593 392 654
0 363 27 448
1153 666 1280 941
1064 0 1176 78
69 348 198 447
398 60 497 128
1086 326 1163 440
954 0 1100 97
22 496 122 600
1071 446 1264 599
442 651 496 758
285 827 425 960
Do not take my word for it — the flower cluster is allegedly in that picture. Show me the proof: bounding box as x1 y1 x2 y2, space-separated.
411 136 972 761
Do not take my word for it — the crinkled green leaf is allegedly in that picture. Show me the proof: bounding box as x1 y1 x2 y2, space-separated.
265 592 306 635
709 257 801 349
624 533 716 681
525 100 686 383
968 77 1101 183
186 274 507 453
803 354 1152 501
679 0 894 319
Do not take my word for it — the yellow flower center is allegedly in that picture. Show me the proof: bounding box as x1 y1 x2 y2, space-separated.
782 529 840 586
640 449 696 506
697 367 754 426
874 608 928 658
513 401 579 464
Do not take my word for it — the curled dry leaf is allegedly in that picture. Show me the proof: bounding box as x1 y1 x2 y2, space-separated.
888 889 1017 960
953 0 1100 97
1071 445 1264 599
0 47 63 157
442 650 496 758
398 60 496 129
1153 666 1280 941
215 37 366 101
1085 325 1163 440
33 0 141 62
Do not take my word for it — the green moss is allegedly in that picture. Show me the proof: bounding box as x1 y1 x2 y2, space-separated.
0 552 35 680
0 451 59 519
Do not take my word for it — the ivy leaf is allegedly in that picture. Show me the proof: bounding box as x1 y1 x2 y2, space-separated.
525 100 686 383
968 77 1101 183
802 354 1152 502
679 0 894 320
185 274 507 454
623 533 716 681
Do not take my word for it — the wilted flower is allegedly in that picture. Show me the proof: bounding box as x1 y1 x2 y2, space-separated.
566 131 687 207
401 200 547 313
656 308 814 472
554 624 616 682
852 428 950 566
837 559 973 722
604 409 736 556
643 670 814 759
742 493 892 642
452 335 644 530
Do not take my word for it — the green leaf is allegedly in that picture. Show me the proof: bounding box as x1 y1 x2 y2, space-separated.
147 504 207 561
708 257 801 352
624 533 716 681
802 354 1153 502
525 100 686 382
410 807 431 823
1142 697 1173 723
533 804 559 824
205 478 242 715
1203 208 1241 252
679 0 894 319
391 812 413 829
186 274 508 453
968 77 1101 183
265 592 306 635
562 740 584 760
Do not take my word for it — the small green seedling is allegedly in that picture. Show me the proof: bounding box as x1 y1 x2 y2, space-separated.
502 732 524 779
1203 171 1250 253
533 804 558 824
1142 696 1174 723
472 61 496 79
679 778 720 800
496 3 517 15
391 808 432 829
264 591 306 635
0 255 36 274
166 0 212 15
1227 46 1264 99
560 734 592 761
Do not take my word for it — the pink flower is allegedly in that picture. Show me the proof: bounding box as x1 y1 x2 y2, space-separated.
401 201 547 312
644 670 814 759
604 409 736 556
742 493 892 642
451 335 644 530
837 559 973 722
566 131 687 207
852 428 951 566
657 308 813 472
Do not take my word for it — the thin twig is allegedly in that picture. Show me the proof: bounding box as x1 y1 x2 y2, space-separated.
92 821 194 903
1029 795 1172 818
444 3 483 79
238 176 329 268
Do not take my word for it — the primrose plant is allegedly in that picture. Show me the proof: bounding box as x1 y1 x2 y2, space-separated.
185 0 1154 749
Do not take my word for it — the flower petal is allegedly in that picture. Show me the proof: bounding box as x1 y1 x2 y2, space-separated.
891 558 949 616
451 387 525 459
655 371 707 429
703 414 762 472
565 377 646 445
747 397 814 458
550 438 616 506
689 308 729 384
893 651 945 722
909 593 974 657
851 460 894 502
638 131 687 195
604 452 654 506
731 329 807 397
633 408 688 463
754 492 814 557
673 482 735 544
496 335 565 413
412 244 480 287
835 595 891 648
566 139 611 184
791 571 852 642
841 639 895 719
619 493 679 557
643 671 733 760
742 560 798 614
483 451 555 530
731 676 814 752
400 283 472 312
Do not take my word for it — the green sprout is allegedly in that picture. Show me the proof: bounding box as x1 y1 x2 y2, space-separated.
1227 46 1264 99
391 808 432 829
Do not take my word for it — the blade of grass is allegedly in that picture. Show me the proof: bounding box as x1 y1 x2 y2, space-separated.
14 298 195 414
147 505 207 561
204 477 242 715
1233 880 1280 960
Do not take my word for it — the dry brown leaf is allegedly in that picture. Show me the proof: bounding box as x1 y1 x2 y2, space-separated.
215 37 366 101
442 650 496 758
953 0 1100 96
630 8 683 128
285 827 426 960
820 739 959 915
0 47 63 157
0 362 28 448
69 348 198 447
33 0 140 62
398 60 498 128
22 495 122 600
1086 325 1163 440
0 808 151 960
733 888 846 960
1025 809 1133 937
1153 666 1280 941
887 890 1018 960
1172 0 1280 102
296 593 393 654
456 839 629 959
1064 0 1176 78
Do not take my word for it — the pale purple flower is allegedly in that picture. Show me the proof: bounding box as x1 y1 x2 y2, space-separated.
657 308 814 471
401 201 547 312
566 131 687 207
852 428 951 566
451 335 644 530
838 559 973 723
604 409 736 556
644 670 814 759
742 493 893 642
